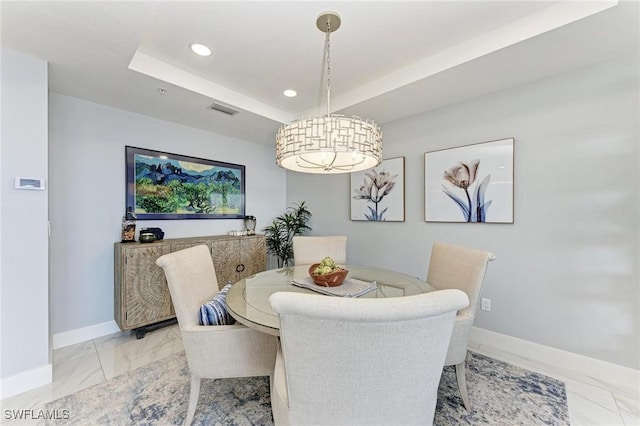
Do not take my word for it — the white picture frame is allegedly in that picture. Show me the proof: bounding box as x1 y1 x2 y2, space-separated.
424 138 514 223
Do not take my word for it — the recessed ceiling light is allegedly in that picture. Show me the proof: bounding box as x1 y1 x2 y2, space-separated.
283 89 297 98
189 43 212 57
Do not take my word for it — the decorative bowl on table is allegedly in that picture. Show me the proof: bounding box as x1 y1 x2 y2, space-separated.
308 263 349 287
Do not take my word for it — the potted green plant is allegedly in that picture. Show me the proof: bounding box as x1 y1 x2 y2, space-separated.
263 201 312 268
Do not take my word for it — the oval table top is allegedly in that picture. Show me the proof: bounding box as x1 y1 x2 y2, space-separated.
226 265 435 336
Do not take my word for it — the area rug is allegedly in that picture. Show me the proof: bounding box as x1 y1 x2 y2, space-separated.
43 351 569 425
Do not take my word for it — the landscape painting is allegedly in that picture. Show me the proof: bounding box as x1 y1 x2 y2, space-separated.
126 146 245 220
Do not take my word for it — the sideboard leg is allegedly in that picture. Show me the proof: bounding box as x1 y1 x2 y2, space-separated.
133 317 178 339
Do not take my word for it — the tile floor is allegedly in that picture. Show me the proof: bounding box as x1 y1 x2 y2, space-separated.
1 325 638 425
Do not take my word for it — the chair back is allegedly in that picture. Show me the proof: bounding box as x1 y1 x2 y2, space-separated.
426 242 495 320
156 245 219 329
292 235 347 265
270 289 469 425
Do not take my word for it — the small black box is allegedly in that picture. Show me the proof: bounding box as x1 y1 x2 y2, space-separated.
141 227 164 241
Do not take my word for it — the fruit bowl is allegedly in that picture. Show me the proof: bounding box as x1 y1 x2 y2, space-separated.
308 263 349 287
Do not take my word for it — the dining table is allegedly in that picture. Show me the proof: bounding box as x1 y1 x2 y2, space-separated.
226 264 435 336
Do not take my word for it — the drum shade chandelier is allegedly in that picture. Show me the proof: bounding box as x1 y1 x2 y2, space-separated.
275 12 382 174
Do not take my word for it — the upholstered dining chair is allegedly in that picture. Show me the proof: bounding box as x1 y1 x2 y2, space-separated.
426 242 496 411
269 289 469 426
156 245 277 426
292 235 347 265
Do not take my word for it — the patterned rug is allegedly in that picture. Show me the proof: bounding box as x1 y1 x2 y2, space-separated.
44 351 569 425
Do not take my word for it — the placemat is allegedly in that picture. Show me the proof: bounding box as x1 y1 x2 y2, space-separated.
291 277 377 297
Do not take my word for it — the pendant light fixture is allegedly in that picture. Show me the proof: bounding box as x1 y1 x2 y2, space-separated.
275 12 383 174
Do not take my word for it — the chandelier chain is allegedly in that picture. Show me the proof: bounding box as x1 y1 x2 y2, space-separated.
325 19 331 116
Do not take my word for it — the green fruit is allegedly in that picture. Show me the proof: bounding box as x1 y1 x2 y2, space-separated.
313 263 338 275
313 257 342 275
320 257 336 268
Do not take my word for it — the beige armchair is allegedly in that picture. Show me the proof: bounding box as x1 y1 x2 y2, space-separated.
292 235 347 265
269 289 469 425
155 245 277 425
426 242 495 411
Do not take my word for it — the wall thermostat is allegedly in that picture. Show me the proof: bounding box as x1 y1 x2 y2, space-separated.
15 177 46 190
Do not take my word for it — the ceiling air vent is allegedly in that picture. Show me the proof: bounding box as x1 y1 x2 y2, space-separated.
207 102 239 116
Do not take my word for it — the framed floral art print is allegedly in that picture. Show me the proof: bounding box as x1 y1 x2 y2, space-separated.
424 138 514 223
350 157 405 222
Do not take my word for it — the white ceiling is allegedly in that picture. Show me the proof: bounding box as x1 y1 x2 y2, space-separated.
1 1 637 146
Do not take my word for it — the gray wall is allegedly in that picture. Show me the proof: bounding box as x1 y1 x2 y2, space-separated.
48 94 287 335
1 49 49 379
4 42 636 389
287 54 639 369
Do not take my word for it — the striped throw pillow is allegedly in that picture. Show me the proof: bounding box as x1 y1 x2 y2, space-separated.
199 283 236 326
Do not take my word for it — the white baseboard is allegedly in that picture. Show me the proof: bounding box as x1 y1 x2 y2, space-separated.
469 326 640 396
52 320 121 350
1 363 52 400
1 322 122 399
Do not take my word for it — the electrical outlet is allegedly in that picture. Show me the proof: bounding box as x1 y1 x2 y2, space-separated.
481 298 491 312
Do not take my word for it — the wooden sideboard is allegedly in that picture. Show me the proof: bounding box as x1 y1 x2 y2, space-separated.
114 234 266 338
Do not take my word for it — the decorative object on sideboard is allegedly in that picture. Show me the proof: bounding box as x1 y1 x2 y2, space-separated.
244 216 256 235
263 201 312 268
140 227 164 241
125 146 246 220
275 12 382 174
121 207 136 243
138 232 156 244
